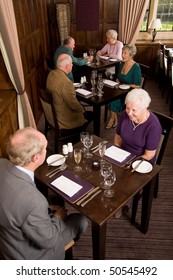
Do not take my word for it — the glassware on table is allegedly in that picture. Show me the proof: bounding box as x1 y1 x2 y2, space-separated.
74 148 82 171
100 161 112 189
83 52 87 58
104 171 116 197
83 134 93 158
89 48 96 56
97 77 104 96
98 142 106 162
90 77 96 92
91 70 97 80
80 131 89 153
96 55 100 65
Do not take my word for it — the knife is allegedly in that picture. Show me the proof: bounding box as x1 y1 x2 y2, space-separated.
91 141 108 152
81 190 102 207
131 159 144 173
76 186 100 206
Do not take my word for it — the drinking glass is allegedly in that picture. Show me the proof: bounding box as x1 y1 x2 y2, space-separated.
83 135 93 158
98 142 106 162
80 131 89 153
74 148 82 171
90 77 95 92
97 77 104 96
100 161 112 189
91 70 97 80
104 171 116 197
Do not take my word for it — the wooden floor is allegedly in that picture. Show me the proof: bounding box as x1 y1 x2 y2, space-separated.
37 78 173 260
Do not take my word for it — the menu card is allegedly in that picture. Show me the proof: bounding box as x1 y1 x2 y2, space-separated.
51 176 82 197
99 56 109 60
47 169 93 203
105 146 130 163
76 88 93 98
103 79 119 87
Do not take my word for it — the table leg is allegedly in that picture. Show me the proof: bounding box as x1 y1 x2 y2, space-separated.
141 178 155 234
93 106 101 136
92 222 107 259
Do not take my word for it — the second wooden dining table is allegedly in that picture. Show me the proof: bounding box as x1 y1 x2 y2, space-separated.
76 83 129 136
35 136 162 260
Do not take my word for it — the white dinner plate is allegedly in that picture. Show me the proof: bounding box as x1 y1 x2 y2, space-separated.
73 83 81 88
132 160 153 174
119 84 130 90
46 154 66 166
109 58 118 62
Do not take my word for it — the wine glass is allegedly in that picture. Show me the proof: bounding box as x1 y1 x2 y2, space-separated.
100 161 112 189
97 77 104 96
104 171 116 197
98 142 106 162
80 131 89 153
90 77 95 92
74 148 82 171
83 135 93 158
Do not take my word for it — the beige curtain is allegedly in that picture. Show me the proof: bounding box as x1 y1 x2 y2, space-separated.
118 0 148 45
0 0 36 129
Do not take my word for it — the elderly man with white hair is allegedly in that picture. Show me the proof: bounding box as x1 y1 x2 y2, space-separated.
114 88 162 164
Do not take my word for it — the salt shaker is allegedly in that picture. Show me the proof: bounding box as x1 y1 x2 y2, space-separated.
62 144 68 155
67 142 73 153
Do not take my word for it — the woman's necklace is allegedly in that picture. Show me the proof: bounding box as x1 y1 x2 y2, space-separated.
131 120 142 130
131 111 149 131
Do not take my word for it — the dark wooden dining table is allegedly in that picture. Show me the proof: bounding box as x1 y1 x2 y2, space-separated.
76 83 129 136
35 135 162 260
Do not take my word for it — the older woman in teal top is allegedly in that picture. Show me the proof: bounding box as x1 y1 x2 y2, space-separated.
106 44 142 129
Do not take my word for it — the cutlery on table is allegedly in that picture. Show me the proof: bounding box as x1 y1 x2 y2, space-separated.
124 157 137 170
91 141 108 152
76 186 100 206
81 190 102 207
45 163 65 176
48 164 67 178
47 156 65 166
131 159 144 173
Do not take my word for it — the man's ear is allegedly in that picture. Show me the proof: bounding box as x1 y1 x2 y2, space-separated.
32 153 39 163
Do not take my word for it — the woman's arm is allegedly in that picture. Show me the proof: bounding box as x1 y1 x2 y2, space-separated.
114 134 122 147
141 149 157 161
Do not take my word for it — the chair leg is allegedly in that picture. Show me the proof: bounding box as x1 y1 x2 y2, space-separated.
131 192 141 224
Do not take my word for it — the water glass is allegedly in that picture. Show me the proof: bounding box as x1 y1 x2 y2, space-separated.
80 131 89 153
83 135 93 158
97 77 104 96
104 171 116 197
100 161 112 189
98 142 106 162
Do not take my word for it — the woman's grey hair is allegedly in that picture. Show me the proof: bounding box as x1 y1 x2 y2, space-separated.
122 44 137 57
106 29 118 40
125 88 151 110
56 54 72 68
6 127 45 166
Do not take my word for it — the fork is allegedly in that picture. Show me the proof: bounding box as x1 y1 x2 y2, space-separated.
45 163 65 177
48 164 67 178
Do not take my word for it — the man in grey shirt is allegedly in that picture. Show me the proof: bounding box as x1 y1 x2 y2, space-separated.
0 127 88 259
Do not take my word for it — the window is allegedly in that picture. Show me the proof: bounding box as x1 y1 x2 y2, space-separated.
157 0 173 31
140 0 173 31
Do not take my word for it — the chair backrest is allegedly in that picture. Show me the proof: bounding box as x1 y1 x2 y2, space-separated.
159 42 165 70
152 110 173 165
163 46 171 79
138 63 150 89
38 87 55 128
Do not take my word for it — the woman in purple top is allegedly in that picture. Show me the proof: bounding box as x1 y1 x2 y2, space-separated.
114 89 162 163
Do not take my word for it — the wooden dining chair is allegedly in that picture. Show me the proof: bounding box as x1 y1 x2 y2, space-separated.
131 110 173 225
162 47 172 103
38 87 81 153
169 55 173 117
158 42 166 92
